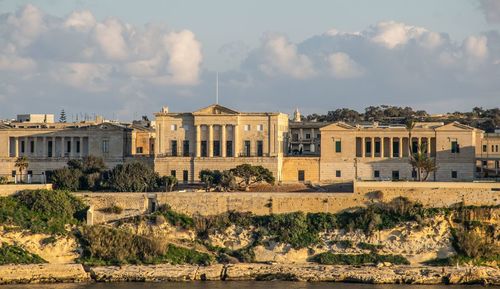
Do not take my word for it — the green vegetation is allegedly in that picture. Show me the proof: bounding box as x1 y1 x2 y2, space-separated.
79 225 213 265
231 164 275 191
155 204 194 229
14 156 29 182
0 189 87 234
199 164 275 192
0 176 8 184
51 156 107 191
99 204 124 215
0 243 46 265
358 242 384 252
108 162 159 192
311 252 410 265
161 175 178 192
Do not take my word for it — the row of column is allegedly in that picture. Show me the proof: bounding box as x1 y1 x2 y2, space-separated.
359 137 433 158
11 136 84 158
195 124 238 157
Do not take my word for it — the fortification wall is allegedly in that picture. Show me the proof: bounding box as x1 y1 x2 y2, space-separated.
0 184 52 196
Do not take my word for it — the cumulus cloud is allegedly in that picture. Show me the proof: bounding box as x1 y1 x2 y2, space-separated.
463 35 489 60
328 52 365 79
479 0 500 23
368 21 444 50
258 34 315 79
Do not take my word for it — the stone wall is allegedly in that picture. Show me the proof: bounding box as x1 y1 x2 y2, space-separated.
282 157 320 183
0 184 52 196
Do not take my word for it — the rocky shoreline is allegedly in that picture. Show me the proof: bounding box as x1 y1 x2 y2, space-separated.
1 263 499 285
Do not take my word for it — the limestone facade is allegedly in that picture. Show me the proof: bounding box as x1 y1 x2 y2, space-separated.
154 104 289 182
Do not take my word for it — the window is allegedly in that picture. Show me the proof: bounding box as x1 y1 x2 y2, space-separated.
30 141 34 153
365 140 372 154
102 140 109 153
305 133 311 139
244 140 251 157
496 145 499 152
170 170 176 177
393 141 400 157
11 170 16 177
226 141 233 157
292 134 299 141
67 140 71 153
76 141 80 153
257 140 263 157
483 145 487 152
170 124 177 131
48 141 53 157
183 170 189 183
335 170 341 178
213 140 221 157
374 170 380 178
257 124 264 131
411 140 418 154
171 140 178 156
27 170 32 176
375 141 381 154
316 134 321 139
412 169 417 179
136 147 143 154
298 170 305 182
183 125 190 131
21 141 25 153
201 141 207 157
335 140 342 153
451 141 460 153
496 161 499 169
483 160 488 166
451 171 458 179
392 170 400 180
183 140 190 157
244 124 251 131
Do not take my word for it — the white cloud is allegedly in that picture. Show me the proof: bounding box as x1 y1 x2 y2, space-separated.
51 62 111 91
463 35 489 60
64 10 96 31
259 35 315 79
0 55 36 72
479 0 500 23
94 19 128 61
369 21 443 50
328 52 365 79
162 30 203 85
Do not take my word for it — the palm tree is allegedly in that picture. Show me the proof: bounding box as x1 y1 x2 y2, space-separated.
14 156 29 183
410 147 437 181
405 118 417 180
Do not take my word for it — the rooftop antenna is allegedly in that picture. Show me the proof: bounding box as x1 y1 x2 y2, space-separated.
216 72 219 104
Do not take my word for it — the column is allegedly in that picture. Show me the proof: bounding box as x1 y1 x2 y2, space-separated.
380 137 385 158
234 124 240 157
221 124 227 157
208 125 213 157
79 137 83 157
71 137 76 158
14 137 19 157
33 137 36 157
24 137 29 156
399 138 403 159
371 137 375 159
52 137 56 158
418 137 422 154
361 137 366 158
427 138 431 157
389 137 393 158
195 125 201 157
299 128 303 140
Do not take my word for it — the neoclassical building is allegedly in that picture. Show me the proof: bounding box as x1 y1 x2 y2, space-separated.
154 104 289 182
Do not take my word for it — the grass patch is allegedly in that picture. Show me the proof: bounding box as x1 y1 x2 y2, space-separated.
99 205 123 215
156 204 194 229
0 189 87 235
358 242 384 251
311 252 410 265
0 242 46 265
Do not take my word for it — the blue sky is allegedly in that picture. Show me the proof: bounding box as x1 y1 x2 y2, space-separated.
0 0 499 120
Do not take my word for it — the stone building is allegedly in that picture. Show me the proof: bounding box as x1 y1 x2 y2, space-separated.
154 104 289 182
476 132 500 178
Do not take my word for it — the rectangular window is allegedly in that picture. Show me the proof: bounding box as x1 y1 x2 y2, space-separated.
183 170 189 183
257 124 264 131
244 124 251 131
21 141 25 153
305 133 311 139
483 160 488 166
393 141 400 157
412 140 418 154
451 141 460 153
30 141 34 153
298 170 305 182
170 170 176 177
201 141 207 157
374 170 380 178
170 124 177 131
11 170 16 177
392 170 400 180
171 140 178 156
375 141 381 154
48 141 53 157
136 147 143 154
226 141 233 157
102 140 109 153
483 145 487 152
257 140 263 157
213 140 221 157
292 134 299 141
67 140 71 153
335 140 342 153
365 140 372 154
496 145 499 152
183 140 190 157
496 161 499 169
335 170 341 178
244 140 251 157
76 141 80 153
316 134 321 139
451 171 458 179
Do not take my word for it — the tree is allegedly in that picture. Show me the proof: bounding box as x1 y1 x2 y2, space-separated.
199 169 236 192
409 146 437 181
67 156 106 190
199 170 216 192
405 118 417 180
230 164 275 191
162 175 178 192
108 162 159 192
50 167 82 191
59 109 67 123
14 156 29 182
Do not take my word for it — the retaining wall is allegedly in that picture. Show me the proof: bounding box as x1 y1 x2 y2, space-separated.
0 184 52 196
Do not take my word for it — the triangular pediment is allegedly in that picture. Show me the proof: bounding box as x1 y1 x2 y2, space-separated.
435 121 475 131
319 121 355 131
193 104 239 115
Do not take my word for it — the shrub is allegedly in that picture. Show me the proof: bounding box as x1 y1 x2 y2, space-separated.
99 205 124 214
161 175 178 192
0 243 46 265
0 176 8 184
311 252 410 265
0 189 87 234
108 162 159 192
230 164 275 191
156 204 194 229
50 168 82 191
453 229 500 260
358 242 384 252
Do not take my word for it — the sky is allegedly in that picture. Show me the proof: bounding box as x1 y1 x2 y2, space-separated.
0 0 499 120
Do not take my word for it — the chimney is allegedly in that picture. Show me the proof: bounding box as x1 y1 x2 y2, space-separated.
161 106 169 113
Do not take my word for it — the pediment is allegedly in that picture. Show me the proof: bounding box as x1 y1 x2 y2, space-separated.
193 104 239 115
435 121 475 131
319 121 355 131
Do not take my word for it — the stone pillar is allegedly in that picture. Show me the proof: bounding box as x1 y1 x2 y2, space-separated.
33 137 36 157
221 124 227 157
299 128 303 140
418 137 422 154
371 137 375 159
380 137 384 158
70 137 75 158
208 125 213 157
427 138 431 157
195 125 201 157
361 137 366 158
399 138 403 159
234 124 239 157
52 137 56 158
389 137 393 158
14 137 19 157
